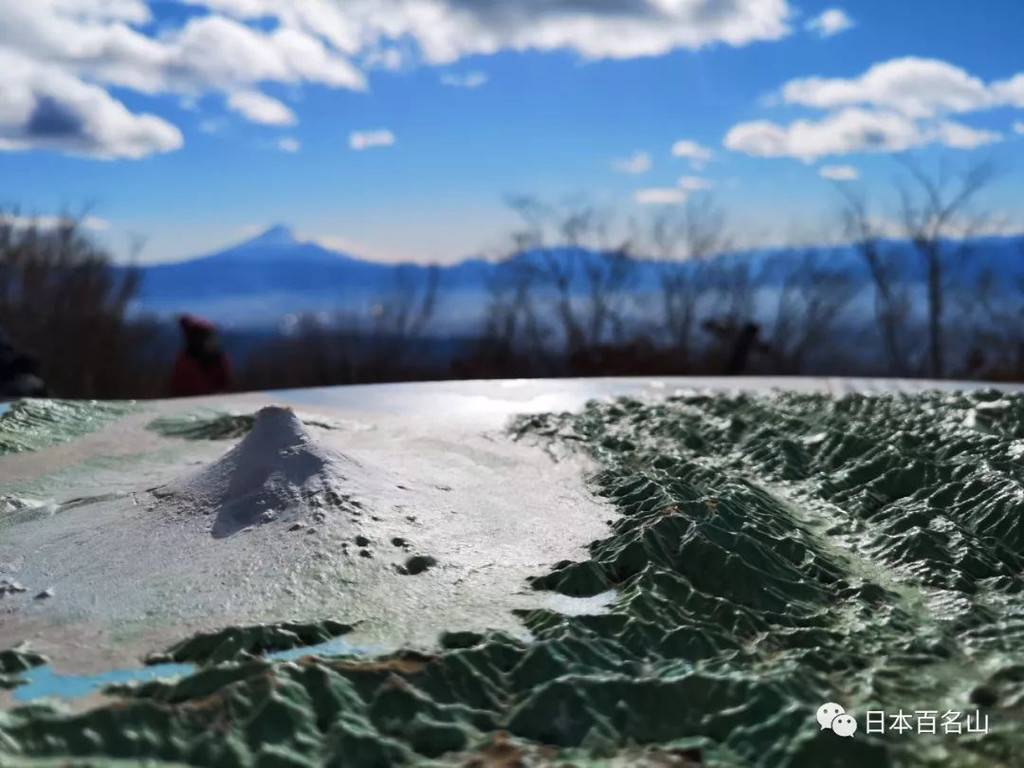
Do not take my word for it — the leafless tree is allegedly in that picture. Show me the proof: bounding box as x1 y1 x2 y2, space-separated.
0 211 164 398
644 194 730 369
702 257 757 335
958 265 1024 380
896 158 995 378
357 264 440 378
840 190 916 375
489 195 636 373
840 157 995 378
470 257 547 376
240 266 441 389
764 247 858 374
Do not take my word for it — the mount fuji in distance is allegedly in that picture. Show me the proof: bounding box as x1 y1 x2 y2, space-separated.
126 225 495 330
125 224 1024 333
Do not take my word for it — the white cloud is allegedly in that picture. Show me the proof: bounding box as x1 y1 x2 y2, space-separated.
805 8 853 38
82 215 112 230
671 139 713 169
349 128 395 150
187 0 794 62
740 212 1024 252
935 121 1003 149
440 71 488 89
1015 121 1024 135
0 7 367 95
303 232 412 263
993 74 1024 107
613 151 651 174
236 223 267 240
362 47 406 71
724 107 1001 162
226 90 296 126
780 57 1015 118
819 164 858 181
166 17 366 92
677 175 712 190
0 213 111 231
1 1 798 159
198 117 226 134
277 137 300 152
0 49 182 159
728 56 1018 163
847 214 1024 242
0 1 363 157
635 187 687 205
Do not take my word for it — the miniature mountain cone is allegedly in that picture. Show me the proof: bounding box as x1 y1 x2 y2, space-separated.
155 406 359 537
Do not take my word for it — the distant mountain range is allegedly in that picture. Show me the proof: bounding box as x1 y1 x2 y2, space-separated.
126 224 1024 332
127 225 494 330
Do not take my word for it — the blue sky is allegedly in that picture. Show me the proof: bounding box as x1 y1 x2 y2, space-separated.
0 1 1022 264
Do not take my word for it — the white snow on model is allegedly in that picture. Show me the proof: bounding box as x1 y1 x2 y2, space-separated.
0 384 616 673
154 406 361 538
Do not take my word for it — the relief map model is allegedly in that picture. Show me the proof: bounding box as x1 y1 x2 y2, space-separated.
0 388 1022 767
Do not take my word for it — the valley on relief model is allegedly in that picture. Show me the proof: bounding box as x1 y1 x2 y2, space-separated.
0 380 1022 767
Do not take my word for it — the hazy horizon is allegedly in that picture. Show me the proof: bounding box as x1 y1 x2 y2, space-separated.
114 219 1024 271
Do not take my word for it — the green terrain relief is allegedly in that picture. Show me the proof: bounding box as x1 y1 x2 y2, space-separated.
0 647 48 691
1 391 1023 766
144 620 360 666
146 412 257 441
0 399 136 456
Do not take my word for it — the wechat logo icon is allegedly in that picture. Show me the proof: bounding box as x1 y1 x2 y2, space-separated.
817 702 858 738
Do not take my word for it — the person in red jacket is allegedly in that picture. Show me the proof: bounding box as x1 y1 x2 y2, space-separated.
170 315 233 397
